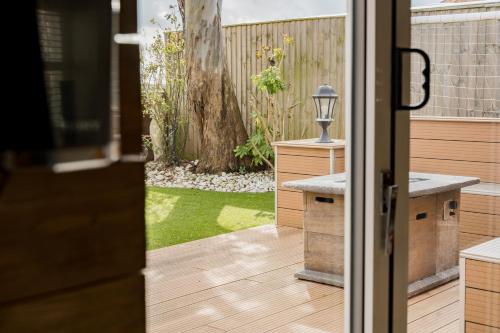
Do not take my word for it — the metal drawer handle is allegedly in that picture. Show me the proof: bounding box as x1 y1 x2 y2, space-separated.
315 197 334 204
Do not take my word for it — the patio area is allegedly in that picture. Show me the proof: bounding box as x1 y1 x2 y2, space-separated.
145 225 460 333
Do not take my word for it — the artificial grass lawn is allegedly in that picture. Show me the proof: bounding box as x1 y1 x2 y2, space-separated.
146 187 275 250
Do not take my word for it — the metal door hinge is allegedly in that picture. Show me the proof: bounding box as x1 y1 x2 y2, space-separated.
381 170 399 256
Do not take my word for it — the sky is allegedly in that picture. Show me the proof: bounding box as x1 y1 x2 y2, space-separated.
138 0 445 32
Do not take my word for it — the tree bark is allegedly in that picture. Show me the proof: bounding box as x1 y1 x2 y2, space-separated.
184 0 249 173
177 0 185 36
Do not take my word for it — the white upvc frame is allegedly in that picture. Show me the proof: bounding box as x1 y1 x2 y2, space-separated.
345 0 411 332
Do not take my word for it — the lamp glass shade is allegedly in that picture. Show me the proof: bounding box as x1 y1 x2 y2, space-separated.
312 84 338 120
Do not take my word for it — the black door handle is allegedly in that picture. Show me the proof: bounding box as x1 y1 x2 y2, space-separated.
394 47 431 111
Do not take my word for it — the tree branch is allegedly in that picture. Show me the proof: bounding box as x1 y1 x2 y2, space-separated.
249 140 274 170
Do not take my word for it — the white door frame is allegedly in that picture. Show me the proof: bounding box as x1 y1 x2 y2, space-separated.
345 0 411 332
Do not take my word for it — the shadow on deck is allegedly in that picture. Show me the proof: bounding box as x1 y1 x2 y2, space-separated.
145 225 459 333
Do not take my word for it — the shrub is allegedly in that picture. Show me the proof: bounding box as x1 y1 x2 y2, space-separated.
235 34 301 170
140 5 187 165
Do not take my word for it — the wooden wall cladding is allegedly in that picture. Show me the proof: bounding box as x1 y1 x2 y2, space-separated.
462 193 500 215
0 275 145 333
410 158 499 183
0 162 145 304
459 232 494 251
410 118 500 183
410 118 500 252
410 118 500 143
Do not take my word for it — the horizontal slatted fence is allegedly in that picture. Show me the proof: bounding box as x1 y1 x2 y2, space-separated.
410 116 500 250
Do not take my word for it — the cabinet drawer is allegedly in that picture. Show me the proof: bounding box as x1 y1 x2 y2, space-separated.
277 154 330 175
465 287 500 328
466 259 500 293
465 322 500 333
277 190 304 210
278 146 331 158
277 172 310 192
277 208 303 228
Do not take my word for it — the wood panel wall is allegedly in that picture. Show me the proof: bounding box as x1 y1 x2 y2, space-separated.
410 117 500 250
410 117 500 182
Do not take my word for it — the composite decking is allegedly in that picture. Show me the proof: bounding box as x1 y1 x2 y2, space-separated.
145 225 460 333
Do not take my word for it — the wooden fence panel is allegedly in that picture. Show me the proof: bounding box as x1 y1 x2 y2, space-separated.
183 15 346 157
180 2 499 157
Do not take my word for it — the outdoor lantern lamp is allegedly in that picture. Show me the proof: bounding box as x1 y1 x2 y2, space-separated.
312 84 338 143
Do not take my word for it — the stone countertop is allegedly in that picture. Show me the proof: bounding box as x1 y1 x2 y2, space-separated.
460 237 500 264
283 172 480 198
271 138 345 149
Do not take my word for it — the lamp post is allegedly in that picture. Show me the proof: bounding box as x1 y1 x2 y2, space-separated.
312 84 338 143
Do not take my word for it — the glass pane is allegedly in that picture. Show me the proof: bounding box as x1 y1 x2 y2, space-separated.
409 3 499 332
37 0 112 148
141 1 350 332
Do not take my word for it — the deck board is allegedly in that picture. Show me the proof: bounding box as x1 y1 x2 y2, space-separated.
146 225 460 332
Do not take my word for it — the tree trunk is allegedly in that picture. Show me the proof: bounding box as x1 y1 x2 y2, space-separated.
177 0 185 34
185 0 249 173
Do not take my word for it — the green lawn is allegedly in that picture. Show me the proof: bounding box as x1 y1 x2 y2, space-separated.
146 187 275 250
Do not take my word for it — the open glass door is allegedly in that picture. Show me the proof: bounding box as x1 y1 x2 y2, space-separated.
345 1 498 332
135 0 500 332
345 0 414 332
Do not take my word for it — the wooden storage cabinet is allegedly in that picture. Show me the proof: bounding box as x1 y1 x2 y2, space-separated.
460 238 500 333
273 139 345 228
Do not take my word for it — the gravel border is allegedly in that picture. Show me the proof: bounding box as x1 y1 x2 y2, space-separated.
146 161 275 193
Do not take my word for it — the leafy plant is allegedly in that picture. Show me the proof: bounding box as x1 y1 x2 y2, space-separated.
140 5 187 165
234 129 274 168
252 66 287 95
238 165 247 175
235 33 301 170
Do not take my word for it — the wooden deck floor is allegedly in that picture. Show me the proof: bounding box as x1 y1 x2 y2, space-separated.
145 225 461 333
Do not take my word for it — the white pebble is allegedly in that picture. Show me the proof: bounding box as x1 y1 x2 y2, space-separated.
145 162 275 193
